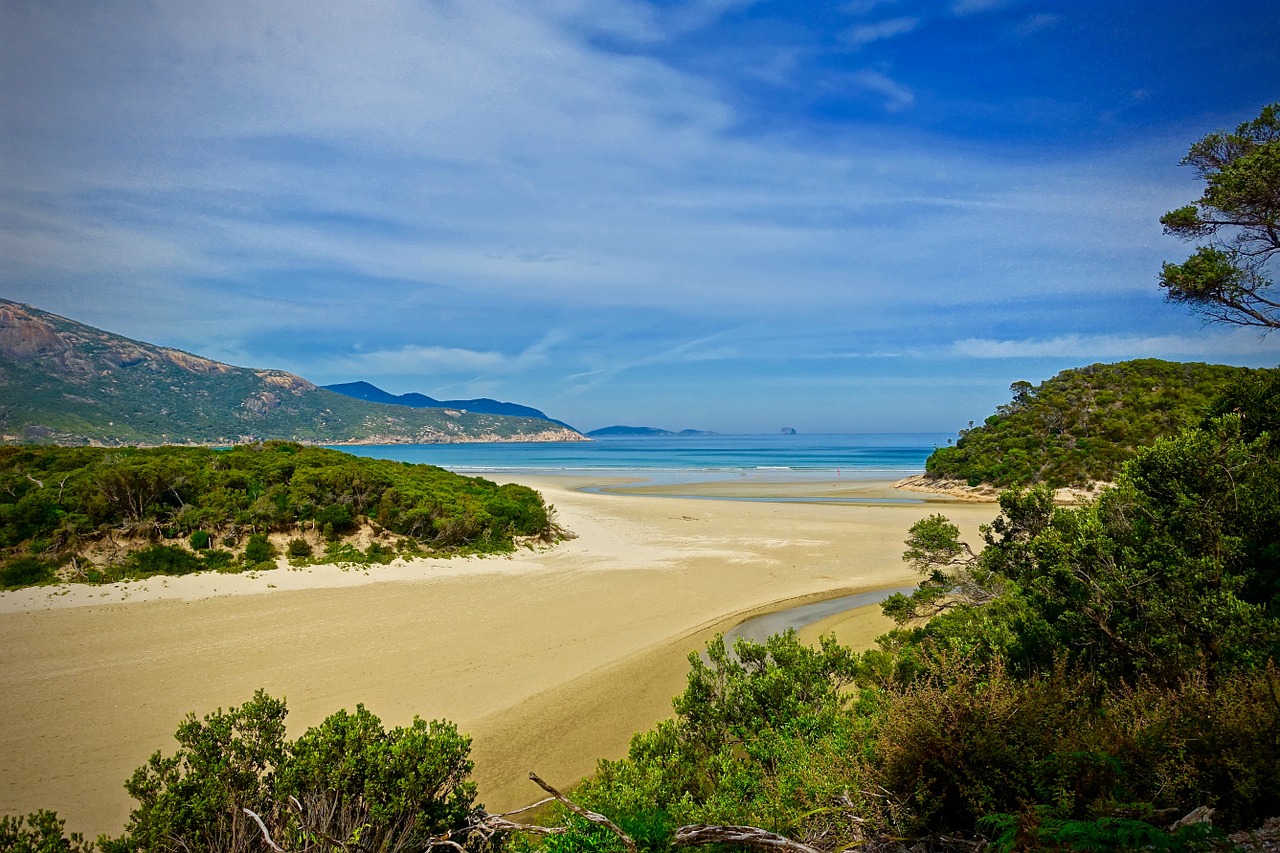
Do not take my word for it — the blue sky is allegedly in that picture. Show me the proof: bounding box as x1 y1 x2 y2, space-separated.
3 0 1279 434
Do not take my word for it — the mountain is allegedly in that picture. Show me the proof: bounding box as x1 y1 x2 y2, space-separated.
586 425 718 437
0 300 584 446
323 380 577 431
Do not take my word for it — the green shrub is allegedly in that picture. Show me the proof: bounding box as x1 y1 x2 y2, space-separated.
0 810 95 853
123 692 478 853
0 557 55 589
365 541 395 564
286 538 312 559
242 532 276 565
315 503 354 541
188 530 210 550
202 549 235 571
129 544 202 576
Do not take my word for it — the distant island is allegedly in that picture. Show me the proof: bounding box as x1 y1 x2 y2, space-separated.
0 300 584 447
586 425 719 437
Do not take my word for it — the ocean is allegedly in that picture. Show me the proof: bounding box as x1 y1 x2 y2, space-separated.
334 432 949 485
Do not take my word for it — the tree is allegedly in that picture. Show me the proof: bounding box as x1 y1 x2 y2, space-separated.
1159 103 1280 329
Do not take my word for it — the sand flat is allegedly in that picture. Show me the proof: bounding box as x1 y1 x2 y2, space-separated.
0 477 996 839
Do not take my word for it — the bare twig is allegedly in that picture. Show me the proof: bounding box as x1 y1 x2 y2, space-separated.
673 824 826 853
241 809 288 853
528 772 638 853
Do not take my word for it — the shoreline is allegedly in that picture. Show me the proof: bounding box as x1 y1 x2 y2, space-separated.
893 473 1109 504
0 475 998 838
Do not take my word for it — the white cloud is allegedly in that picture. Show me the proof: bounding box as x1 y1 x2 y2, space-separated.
3 0 1260 431
841 17 920 48
848 69 916 110
951 331 1280 360
1015 13 1062 37
950 0 1010 16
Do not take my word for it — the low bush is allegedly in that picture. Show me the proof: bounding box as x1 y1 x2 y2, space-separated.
242 533 276 565
128 544 202 577
0 556 54 589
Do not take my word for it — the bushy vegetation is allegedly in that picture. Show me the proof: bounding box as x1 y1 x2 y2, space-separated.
923 359 1256 487
543 409 1279 851
109 691 478 853
0 442 557 588
16 399 1278 852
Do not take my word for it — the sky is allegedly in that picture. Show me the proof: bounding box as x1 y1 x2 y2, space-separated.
2 0 1279 435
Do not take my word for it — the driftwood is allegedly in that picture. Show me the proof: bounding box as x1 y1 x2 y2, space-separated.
673 824 826 853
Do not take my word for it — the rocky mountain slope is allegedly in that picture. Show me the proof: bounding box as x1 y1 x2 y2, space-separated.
0 300 584 446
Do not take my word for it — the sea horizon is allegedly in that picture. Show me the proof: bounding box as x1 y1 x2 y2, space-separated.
332 432 951 485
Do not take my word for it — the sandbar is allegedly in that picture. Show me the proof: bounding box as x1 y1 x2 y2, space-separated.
0 476 996 839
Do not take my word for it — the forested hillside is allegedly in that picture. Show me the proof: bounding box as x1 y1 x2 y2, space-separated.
0 442 557 589
923 359 1255 487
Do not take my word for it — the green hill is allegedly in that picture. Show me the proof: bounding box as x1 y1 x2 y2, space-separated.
924 359 1259 487
0 441 559 588
0 300 583 446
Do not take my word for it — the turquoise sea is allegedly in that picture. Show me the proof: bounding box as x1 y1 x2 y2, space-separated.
334 433 949 485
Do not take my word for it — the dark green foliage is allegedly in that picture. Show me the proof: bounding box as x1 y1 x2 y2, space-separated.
0 442 556 588
201 549 235 571
127 545 202 577
275 707 478 849
286 537 312 559
241 533 275 565
925 359 1256 486
124 690 289 853
0 810 95 853
1207 367 1280 443
123 691 478 853
547 417 1280 852
315 503 354 541
909 417 1280 686
980 810 1225 852
0 556 54 588
1158 102 1280 330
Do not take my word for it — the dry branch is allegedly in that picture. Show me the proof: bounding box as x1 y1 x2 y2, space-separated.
241 809 288 853
528 772 638 853
673 824 827 853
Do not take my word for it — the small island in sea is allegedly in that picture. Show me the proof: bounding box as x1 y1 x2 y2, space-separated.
585 425 719 437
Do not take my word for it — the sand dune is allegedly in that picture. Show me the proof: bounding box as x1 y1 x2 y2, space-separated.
0 477 996 839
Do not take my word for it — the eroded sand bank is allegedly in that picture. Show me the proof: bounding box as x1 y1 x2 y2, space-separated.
0 477 997 839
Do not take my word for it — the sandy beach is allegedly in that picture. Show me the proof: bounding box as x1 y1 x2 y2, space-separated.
0 476 997 839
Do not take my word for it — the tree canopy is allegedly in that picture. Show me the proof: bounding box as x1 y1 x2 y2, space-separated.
1159 103 1280 330
0 442 558 588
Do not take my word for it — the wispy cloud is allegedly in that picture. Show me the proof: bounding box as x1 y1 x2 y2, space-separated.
950 0 1011 16
1014 13 1061 37
842 17 920 48
5 0 1278 432
951 332 1280 360
848 69 916 110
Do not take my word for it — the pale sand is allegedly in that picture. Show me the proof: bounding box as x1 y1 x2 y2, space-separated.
0 477 997 839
